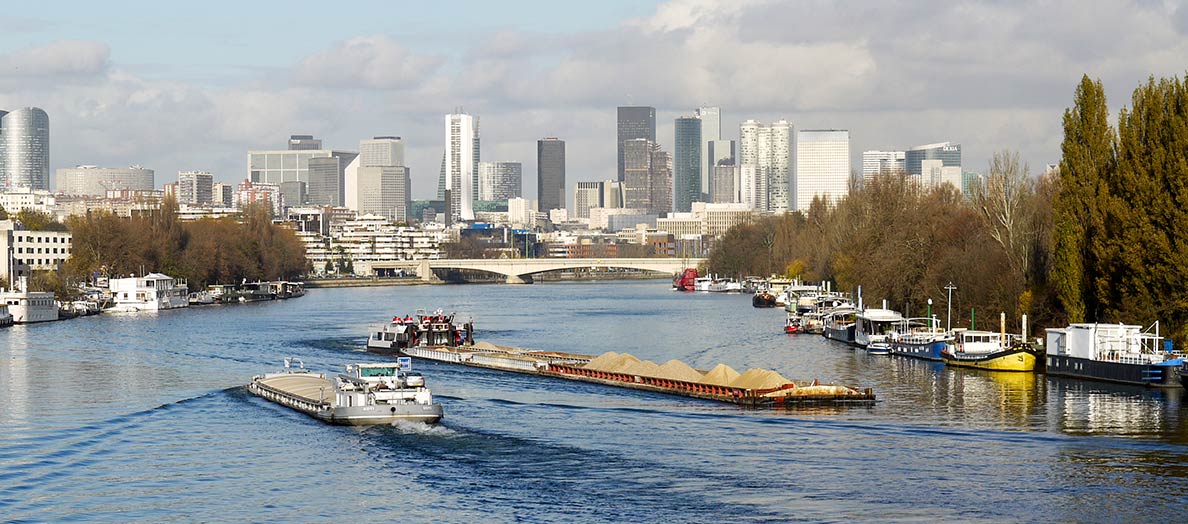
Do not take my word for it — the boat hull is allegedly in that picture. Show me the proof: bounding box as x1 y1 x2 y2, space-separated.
823 325 856 344
943 348 1039 372
319 404 443 425
890 340 946 361
1045 354 1184 388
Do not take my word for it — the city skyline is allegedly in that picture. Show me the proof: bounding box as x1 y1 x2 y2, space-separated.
2 1 1187 205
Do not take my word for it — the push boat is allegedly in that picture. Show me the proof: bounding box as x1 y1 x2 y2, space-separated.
247 358 444 425
1045 322 1186 388
888 317 951 361
753 291 777 308
368 309 473 352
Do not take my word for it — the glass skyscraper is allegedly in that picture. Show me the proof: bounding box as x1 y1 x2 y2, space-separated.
673 116 702 212
905 142 961 176
537 138 566 213
0 107 50 191
617 106 655 182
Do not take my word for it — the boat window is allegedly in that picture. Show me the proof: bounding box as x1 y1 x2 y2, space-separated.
359 367 397 377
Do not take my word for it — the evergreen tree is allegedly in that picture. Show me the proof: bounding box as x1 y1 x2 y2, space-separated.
1053 75 1115 322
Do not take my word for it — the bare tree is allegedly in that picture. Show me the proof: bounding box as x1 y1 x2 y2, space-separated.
971 150 1036 278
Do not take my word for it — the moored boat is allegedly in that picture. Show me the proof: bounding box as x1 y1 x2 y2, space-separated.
855 308 904 349
943 329 1040 372
247 358 443 425
823 306 858 344
888 317 951 361
1045 322 1185 388
753 291 777 308
672 268 698 291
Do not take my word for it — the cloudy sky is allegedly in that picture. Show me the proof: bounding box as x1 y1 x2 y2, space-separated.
2 0 1186 204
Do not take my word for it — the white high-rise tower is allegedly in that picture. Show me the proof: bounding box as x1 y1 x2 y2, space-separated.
795 130 850 211
738 119 793 212
444 112 478 222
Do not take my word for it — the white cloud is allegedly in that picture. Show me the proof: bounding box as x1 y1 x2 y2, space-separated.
293 36 443 90
0 40 109 83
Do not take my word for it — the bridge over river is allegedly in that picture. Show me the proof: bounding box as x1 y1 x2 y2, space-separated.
356 257 704 284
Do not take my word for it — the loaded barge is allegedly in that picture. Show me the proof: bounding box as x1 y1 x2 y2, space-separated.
395 342 876 407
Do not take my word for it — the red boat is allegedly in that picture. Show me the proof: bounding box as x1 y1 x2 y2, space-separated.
672 268 698 291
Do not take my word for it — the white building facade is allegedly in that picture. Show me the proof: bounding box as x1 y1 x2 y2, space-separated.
795 130 851 211
738 119 792 213
444 113 479 222
861 150 905 180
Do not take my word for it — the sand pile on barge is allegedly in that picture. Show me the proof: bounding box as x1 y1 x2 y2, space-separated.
658 360 705 382
584 352 640 372
729 368 792 390
698 364 741 386
620 359 663 377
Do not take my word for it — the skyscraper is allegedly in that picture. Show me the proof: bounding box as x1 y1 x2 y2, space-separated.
308 156 346 206
574 181 604 219
905 142 962 176
622 138 671 215
795 130 850 211
478 161 522 201
537 138 566 213
356 166 411 222
862 150 906 179
617 106 655 182
673 116 702 212
696 106 720 200
288 134 322 150
711 160 738 204
177 171 214 205
443 112 479 222
360 136 405 167
738 119 792 212
0 107 50 191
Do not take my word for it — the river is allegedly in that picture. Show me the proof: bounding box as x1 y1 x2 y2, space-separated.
2 281 1186 523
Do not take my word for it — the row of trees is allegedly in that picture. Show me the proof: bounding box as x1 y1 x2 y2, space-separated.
53 198 306 294
708 72 1188 343
707 158 1057 331
1054 75 1188 342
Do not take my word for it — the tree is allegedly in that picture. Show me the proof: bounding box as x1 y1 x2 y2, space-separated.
1053 75 1115 323
971 151 1035 278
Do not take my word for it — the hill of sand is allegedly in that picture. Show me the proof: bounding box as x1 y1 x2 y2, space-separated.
471 341 501 351
699 363 741 386
657 360 704 382
583 352 641 372
619 360 663 377
730 368 792 390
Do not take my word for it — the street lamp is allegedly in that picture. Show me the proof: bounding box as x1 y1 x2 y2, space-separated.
927 298 933 325
944 282 957 331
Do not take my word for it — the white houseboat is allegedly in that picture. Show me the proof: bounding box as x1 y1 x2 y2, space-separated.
1 277 59 324
1046 322 1185 388
107 273 190 312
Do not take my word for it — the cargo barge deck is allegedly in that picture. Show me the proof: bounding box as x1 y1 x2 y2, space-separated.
396 344 876 407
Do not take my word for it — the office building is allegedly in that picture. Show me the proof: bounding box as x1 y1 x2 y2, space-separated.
177 171 214 205
574 181 604 219
905 142 962 176
0 107 50 192
696 106 720 200
360 136 404 167
478 161 522 201
234 179 284 215
862 150 906 179
307 156 346 207
356 166 411 223
55 165 154 196
1 219 71 281
711 161 738 204
921 159 963 192
795 130 850 211
442 112 479 222
247 135 356 190
738 119 792 213
603 181 624 209
673 116 701 212
287 134 322 150
537 138 565 213
617 106 655 181
623 139 653 212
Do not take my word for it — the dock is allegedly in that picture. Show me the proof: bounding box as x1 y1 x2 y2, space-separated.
397 344 876 407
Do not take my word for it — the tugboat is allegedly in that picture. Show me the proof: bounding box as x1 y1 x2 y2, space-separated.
248 358 444 425
753 290 777 308
367 309 473 352
1045 321 1185 387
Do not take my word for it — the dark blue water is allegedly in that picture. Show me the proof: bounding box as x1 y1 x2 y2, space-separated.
2 281 1186 523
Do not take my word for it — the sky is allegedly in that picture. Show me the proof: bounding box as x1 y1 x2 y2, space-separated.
3 0 1188 205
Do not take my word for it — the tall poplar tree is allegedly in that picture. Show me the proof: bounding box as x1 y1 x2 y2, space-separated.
1053 75 1115 322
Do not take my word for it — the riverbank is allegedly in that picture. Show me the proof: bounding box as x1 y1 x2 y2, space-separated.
305 270 668 288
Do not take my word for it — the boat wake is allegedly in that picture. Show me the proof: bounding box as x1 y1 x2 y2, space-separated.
388 419 458 437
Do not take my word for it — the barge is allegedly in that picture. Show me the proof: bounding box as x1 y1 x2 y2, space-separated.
394 343 876 407
248 358 444 425
1045 322 1185 388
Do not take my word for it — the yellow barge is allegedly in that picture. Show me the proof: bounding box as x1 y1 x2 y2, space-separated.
391 343 876 407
